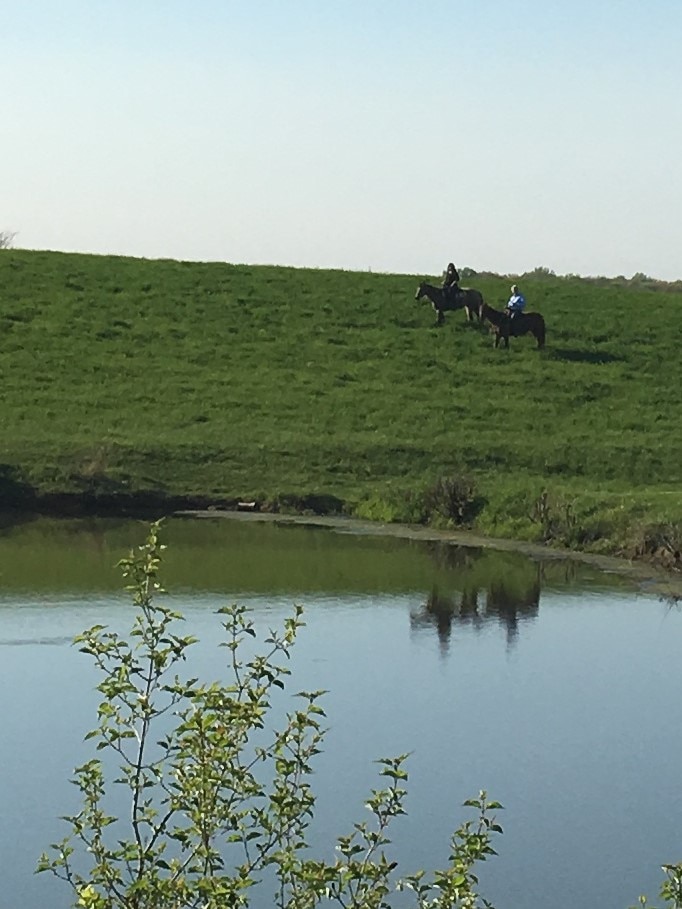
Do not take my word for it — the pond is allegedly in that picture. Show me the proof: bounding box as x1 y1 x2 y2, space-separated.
1 514 680 909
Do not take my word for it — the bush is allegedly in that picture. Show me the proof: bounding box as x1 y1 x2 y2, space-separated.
527 489 594 548
624 521 682 571
424 474 481 527
0 229 16 249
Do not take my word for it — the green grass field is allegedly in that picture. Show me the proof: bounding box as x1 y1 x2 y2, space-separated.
1 249 680 562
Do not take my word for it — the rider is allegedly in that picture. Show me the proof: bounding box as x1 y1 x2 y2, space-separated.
506 284 526 319
442 263 460 303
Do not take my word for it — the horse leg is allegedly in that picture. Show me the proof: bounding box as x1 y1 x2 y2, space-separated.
436 307 445 326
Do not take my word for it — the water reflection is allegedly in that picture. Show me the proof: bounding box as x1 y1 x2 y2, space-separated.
0 634 74 647
0 514 633 599
410 542 544 653
411 577 540 653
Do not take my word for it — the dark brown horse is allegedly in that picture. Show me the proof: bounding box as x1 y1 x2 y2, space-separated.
414 282 482 326
479 302 546 349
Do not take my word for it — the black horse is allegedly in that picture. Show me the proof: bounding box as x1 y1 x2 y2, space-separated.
479 302 546 349
414 282 483 326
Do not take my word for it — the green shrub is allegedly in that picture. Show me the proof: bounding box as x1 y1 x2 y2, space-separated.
424 474 482 527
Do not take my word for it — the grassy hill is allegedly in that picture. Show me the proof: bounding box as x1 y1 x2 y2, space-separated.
1 249 680 564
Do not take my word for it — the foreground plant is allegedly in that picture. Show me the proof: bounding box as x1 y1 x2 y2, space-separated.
38 521 503 908
632 864 682 909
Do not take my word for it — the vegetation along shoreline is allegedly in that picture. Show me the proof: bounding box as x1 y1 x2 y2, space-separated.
0 248 680 576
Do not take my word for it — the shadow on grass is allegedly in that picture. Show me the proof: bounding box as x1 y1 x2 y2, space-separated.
547 347 622 365
0 464 36 508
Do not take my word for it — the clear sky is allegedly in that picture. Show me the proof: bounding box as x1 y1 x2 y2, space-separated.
3 1 681 279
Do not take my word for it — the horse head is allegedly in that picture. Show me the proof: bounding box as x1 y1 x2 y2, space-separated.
414 282 427 301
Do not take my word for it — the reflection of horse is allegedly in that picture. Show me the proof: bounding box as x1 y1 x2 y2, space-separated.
414 282 483 326
410 587 482 654
410 558 543 653
479 302 546 349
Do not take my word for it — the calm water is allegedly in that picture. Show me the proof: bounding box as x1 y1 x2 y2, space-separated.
0 515 680 909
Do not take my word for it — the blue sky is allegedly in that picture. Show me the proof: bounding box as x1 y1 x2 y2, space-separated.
3 1 681 279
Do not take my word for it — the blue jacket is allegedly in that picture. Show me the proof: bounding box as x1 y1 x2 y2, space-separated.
507 292 526 312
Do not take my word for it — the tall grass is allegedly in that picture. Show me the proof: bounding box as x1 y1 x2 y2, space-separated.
1 249 680 561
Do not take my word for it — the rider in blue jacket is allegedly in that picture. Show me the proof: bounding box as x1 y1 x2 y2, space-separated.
506 284 526 318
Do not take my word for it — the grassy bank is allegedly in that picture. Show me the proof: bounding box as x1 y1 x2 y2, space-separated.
1 249 680 567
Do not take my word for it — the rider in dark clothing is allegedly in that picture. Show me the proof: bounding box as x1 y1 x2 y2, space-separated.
442 263 460 303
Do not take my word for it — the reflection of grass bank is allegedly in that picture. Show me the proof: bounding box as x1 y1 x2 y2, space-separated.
0 250 680 570
0 515 636 597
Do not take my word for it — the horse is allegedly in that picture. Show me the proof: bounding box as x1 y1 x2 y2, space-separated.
478 302 546 349
414 282 483 326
